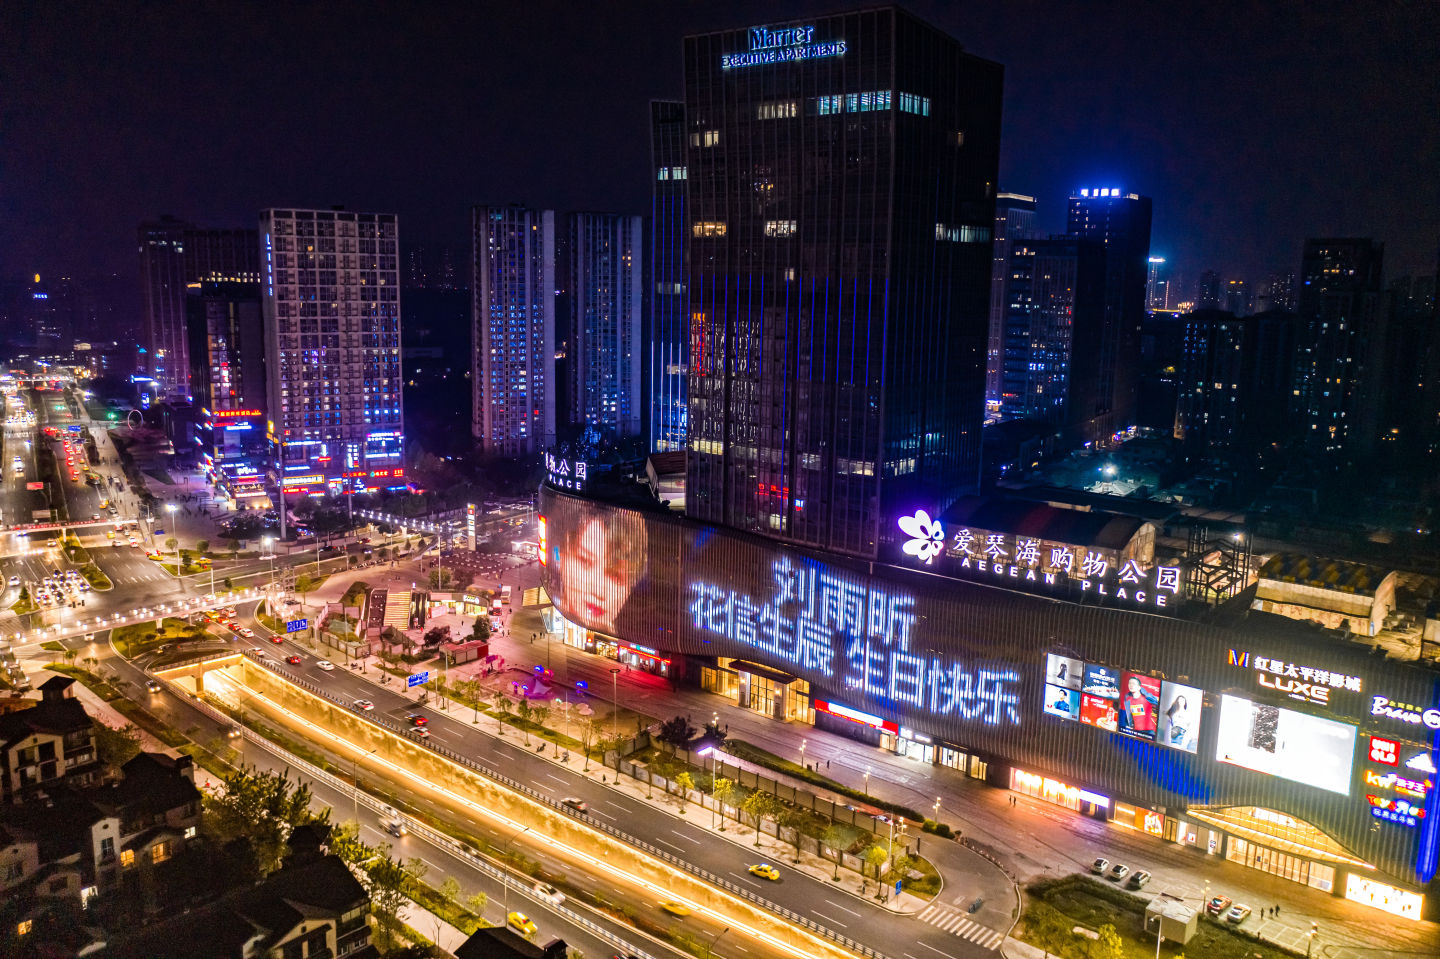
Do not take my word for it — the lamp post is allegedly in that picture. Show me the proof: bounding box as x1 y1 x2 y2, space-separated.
933 796 941 822
262 537 275 595
165 504 179 591
609 667 621 741
500 824 531 912
706 927 728 959
799 738 807 770
1306 922 1318 958
352 747 377 824
698 746 719 829
864 767 871 798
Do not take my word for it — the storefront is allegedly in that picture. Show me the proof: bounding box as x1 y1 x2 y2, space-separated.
701 658 813 722
1010 768 1111 818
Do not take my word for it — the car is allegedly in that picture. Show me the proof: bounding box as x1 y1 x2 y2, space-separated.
269 634 284 644
1126 870 1152 890
1227 904 1252 924
1207 896 1233 916
533 882 565 904
659 901 691 917
507 912 538 936
1107 863 1130 882
316 660 335 671
145 679 161 693
407 713 428 726
226 726 242 739
7 576 16 587
237 626 255 638
354 700 374 711
408 727 431 740
1090 858 1110 875
748 863 780 881
91 512 100 521
286 655 302 665
223 606 237 617
561 797 589 813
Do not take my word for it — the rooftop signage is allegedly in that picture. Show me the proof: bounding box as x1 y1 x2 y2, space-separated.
723 23 847 69
1370 696 1440 731
1225 649 1362 707
896 509 1182 611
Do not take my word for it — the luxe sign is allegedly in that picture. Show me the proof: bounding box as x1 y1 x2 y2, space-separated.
1225 649 1362 707
722 23 847 69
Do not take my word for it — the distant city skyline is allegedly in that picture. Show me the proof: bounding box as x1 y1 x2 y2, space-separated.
4 2 1437 289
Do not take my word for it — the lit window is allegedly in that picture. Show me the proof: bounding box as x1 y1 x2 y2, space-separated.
120 849 135 868
18 920 32 936
764 221 797 237
691 222 727 238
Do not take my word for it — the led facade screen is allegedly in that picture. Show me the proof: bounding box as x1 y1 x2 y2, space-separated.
1080 692 1119 730
1215 695 1358 796
1082 663 1121 699
1157 681 1202 754
1046 654 1082 690
1044 684 1080 721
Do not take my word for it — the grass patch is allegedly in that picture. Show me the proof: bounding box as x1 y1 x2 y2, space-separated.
10 596 39 616
403 875 490 934
41 640 64 651
112 617 209 657
45 663 123 701
1021 876 1303 959
80 563 112 589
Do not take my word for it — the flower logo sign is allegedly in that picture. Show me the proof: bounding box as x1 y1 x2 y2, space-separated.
899 509 945 564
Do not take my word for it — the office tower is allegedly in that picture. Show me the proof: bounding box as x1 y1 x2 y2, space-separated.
1000 237 1106 431
1196 270 1221 310
259 208 404 499
1258 271 1296 313
186 280 269 505
1066 187 1153 444
139 217 259 399
439 247 457 289
472 205 556 456
649 99 689 452
567 212 643 438
1176 308 1297 464
683 9 1003 558
405 247 428 288
1223 279 1250 316
1146 256 1167 309
987 193 1038 405
1291 238 1385 459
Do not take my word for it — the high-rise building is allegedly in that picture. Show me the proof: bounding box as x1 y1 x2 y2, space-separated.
1000 237 1107 431
987 193 1038 406
1176 308 1297 465
1258 271 1297 313
259 208 404 500
1223 279 1250 316
139 217 259 399
1292 238 1385 459
567 212 643 439
185 280 270 507
1065 187 1153 443
1146 256 1167 309
472 205 557 457
649 99 689 452
683 9 1003 558
1196 270 1221 310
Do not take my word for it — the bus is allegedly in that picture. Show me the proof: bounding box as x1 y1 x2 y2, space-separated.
501 585 513 606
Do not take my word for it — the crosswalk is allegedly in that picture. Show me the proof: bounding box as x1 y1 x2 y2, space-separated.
916 903 1003 950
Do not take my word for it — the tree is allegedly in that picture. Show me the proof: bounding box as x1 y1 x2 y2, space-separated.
675 771 695 811
492 692 512 735
1094 924 1124 959
428 567 455 590
196 539 210 555
93 720 142 769
529 703 550 745
779 806 809 863
466 890 489 915
328 821 372 865
470 615 491 642
364 853 417 949
227 538 241 559
422 625 451 647
862 843 890 880
580 717 602 771
656 714 697 754
205 768 324 876
712 777 735 831
164 536 178 552
701 719 729 749
222 576 233 591
821 824 849 880
294 574 317 603
889 852 917 885
741 791 782 846
1025 906 1070 959
439 876 461 905
179 548 193 568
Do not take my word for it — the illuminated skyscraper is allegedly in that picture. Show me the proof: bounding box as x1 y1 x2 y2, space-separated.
649 99 689 451
683 8 1003 558
1146 256 1167 309
987 193 1038 406
259 208 404 497
139 217 258 399
1065 187 1153 443
1196 269 1221 310
471 205 557 456
567 212 643 438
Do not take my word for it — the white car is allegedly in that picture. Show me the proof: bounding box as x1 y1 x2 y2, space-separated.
7 576 17 588
316 660 335 671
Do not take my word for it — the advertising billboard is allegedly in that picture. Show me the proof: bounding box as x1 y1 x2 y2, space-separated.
1117 673 1161 741
1046 654 1082 690
1215 695 1358 796
1157 681 1202 754
1044 684 1080 721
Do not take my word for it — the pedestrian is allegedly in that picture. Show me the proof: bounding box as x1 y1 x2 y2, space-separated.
1275 905 1281 916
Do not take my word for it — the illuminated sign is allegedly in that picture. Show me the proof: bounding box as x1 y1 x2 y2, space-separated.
1367 794 1426 827
689 556 1021 728
895 512 1180 611
282 474 323 488
1370 737 1400 766
1370 696 1440 731
1225 649 1361 706
212 409 261 418
545 453 588 490
224 422 253 431
723 24 847 69
1406 752 1438 774
1363 770 1431 799
1215 695 1357 796
814 699 899 733
537 514 547 565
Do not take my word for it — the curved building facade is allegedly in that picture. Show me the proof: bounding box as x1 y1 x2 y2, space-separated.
540 485 1440 919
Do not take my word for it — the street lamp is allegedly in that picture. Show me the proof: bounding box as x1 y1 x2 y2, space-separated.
1306 921 1318 958
500 824 531 913
609 667 621 741
352 747 377 824
933 796 941 822
864 767 871 798
165 504 179 590
799 738 806 769
706 927 729 959
697 745 720 829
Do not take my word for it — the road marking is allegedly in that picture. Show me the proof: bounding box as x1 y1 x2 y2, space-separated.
669 830 702 844
920 942 959 959
587 808 615 820
809 910 848 928
602 800 632 813
541 774 568 785
728 872 763 888
654 838 684 851
824 899 862 918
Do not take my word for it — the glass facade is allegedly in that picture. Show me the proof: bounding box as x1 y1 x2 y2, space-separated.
649 100 689 452
682 9 1002 559
568 213 643 438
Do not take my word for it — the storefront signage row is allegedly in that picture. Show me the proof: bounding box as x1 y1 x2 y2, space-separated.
1225 649 1362 707
896 509 1180 611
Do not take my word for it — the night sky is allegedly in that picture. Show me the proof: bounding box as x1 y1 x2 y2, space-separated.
4 1 1438 290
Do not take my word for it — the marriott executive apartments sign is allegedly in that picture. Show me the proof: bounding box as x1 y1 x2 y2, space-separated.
722 24 848 69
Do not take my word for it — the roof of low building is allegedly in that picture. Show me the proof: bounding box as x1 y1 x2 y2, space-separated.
1257 552 1393 596
0 690 91 744
940 495 1150 551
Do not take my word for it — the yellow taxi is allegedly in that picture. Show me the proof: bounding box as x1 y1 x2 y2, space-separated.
506 911 537 935
659 900 692 917
748 863 780 881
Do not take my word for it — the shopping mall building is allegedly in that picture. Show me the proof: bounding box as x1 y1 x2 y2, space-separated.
539 485 1440 921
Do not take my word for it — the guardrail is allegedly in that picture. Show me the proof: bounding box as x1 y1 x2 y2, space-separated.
182 690 663 959
245 659 893 959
